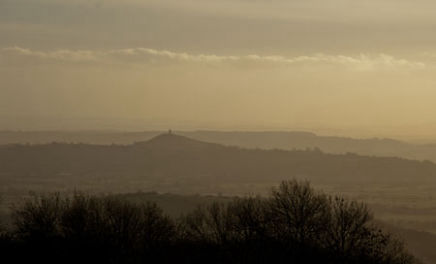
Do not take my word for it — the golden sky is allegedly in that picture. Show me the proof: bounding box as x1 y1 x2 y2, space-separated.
1 0 436 139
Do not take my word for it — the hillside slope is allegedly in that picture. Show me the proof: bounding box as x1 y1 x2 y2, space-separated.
2 130 436 162
1 133 435 186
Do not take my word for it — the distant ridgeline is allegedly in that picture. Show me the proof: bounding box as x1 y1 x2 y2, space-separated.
0 133 435 185
1 130 436 162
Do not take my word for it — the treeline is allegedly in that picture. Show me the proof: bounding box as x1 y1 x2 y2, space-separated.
0 181 417 264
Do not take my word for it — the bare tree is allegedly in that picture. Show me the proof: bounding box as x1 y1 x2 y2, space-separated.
268 180 330 247
228 196 268 242
12 193 64 240
182 202 235 244
326 196 372 256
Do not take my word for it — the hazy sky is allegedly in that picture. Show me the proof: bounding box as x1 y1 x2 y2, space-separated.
2 0 436 138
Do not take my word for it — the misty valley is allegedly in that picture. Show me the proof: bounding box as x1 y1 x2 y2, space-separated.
1 132 436 263
3 0 436 262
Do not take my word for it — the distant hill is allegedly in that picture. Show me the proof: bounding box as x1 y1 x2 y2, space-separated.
1 133 435 188
2 133 436 263
2 130 436 162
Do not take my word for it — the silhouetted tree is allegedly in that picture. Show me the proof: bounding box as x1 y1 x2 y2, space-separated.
9 193 176 263
0 195 8 242
268 180 330 247
326 197 371 256
181 202 234 244
227 196 269 243
12 193 64 241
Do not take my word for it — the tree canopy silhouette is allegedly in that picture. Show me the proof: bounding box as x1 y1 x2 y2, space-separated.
1 181 418 264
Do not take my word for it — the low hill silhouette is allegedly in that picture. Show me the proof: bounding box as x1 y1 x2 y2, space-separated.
1 133 435 186
2 130 436 162
135 133 223 151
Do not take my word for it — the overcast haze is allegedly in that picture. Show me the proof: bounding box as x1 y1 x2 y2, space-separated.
2 0 436 139
3 3 436 262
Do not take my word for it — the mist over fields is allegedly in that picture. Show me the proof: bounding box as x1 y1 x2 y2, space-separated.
1 132 436 262
3 0 436 263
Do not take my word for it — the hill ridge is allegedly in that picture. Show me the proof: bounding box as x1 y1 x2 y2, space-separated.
134 132 223 150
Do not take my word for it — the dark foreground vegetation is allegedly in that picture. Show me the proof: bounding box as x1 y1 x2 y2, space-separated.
0 181 417 264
